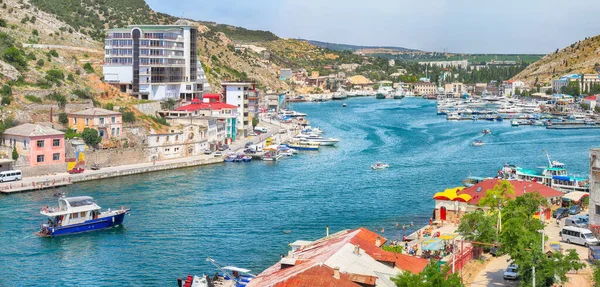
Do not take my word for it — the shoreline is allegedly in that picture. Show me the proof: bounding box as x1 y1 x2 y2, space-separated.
0 119 296 194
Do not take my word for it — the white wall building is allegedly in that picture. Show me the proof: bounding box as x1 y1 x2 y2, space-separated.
103 21 207 101
222 82 256 137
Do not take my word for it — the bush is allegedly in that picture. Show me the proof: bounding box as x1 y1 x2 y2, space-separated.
36 59 45 68
150 115 169 126
11 147 17 160
48 49 59 57
32 29 38 36
1 94 12 105
2 47 27 70
0 18 6 28
45 69 65 84
64 128 81 140
121 108 135 123
24 95 42 103
58 112 68 125
83 62 94 73
105 102 114 111
81 128 102 147
26 52 36 61
47 92 66 108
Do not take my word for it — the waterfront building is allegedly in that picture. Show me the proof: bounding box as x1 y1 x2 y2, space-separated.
503 80 525 97
103 21 207 101
590 149 600 232
552 74 581 94
67 108 123 140
432 179 562 222
248 227 428 287
146 124 209 161
1 123 65 168
346 75 373 90
583 95 598 110
418 60 468 69
222 82 256 137
413 82 437 95
443 82 465 96
582 74 600 93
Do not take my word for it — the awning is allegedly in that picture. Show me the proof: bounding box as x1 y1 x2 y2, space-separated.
562 191 589 203
433 187 470 202
439 233 458 240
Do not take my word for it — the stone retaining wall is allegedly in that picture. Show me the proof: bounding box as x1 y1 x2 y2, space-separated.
134 102 162 116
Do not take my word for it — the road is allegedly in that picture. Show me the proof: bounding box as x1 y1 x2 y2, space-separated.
22 43 102 53
470 255 517 287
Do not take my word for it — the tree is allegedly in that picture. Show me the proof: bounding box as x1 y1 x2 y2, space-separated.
393 260 464 287
81 128 102 147
11 147 18 160
457 210 496 246
593 262 600 287
105 103 114 111
478 180 515 211
2 47 27 70
58 112 68 125
45 69 64 84
252 117 259 129
83 62 94 73
121 108 135 123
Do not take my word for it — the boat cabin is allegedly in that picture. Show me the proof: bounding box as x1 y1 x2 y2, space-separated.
40 196 102 228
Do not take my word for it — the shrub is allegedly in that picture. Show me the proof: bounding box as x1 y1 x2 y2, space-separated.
0 18 6 28
64 128 81 140
105 102 114 111
121 108 135 123
1 94 12 105
0 84 11 96
35 79 52 89
83 62 94 73
24 95 42 103
81 128 102 147
2 47 27 70
45 69 64 84
30 16 35 23
58 112 68 125
26 52 36 61
48 49 58 57
34 59 44 67
67 73 74 81
11 147 17 160
47 92 66 108
150 115 169 126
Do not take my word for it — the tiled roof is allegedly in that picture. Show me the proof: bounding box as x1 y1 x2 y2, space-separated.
248 228 428 287
272 265 360 287
3 123 64 137
176 98 237 111
69 107 121 116
457 179 563 205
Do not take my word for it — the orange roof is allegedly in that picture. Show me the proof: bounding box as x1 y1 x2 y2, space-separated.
272 265 360 287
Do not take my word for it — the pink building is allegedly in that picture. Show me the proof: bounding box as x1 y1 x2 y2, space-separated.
1 123 65 167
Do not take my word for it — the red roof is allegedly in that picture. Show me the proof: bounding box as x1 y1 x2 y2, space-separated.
272 265 360 287
175 98 237 111
584 95 597 101
204 93 221 99
458 179 563 205
248 228 428 287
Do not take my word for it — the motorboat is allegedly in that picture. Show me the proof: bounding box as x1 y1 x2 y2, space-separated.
585 119 596 125
482 129 491 135
178 257 255 287
332 88 348 100
294 134 340 146
371 162 389 170
446 113 461 120
287 141 320 151
37 196 129 237
472 140 484 146
510 120 519 127
262 150 282 161
342 103 347 107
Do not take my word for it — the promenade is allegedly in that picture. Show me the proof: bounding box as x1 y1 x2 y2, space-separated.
0 119 296 194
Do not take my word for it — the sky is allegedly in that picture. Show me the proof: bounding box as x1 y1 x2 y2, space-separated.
146 0 600 54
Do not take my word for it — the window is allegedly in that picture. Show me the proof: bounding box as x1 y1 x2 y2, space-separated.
237 87 241 91
85 118 89 126
53 153 60 161
174 148 179 152
53 139 60 147
596 204 600 215
37 140 44 148
74 117 77 124
71 213 79 219
99 130 105 138
186 85 191 90
99 118 105 124
23 140 27 148
117 128 120 136
80 211 86 217
111 128 115 136
111 116 116 123
37 155 44 162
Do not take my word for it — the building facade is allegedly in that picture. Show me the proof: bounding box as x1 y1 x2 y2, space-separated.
1 124 65 167
222 82 256 137
413 82 437 95
68 108 123 140
146 124 208 161
444 82 465 96
103 22 206 101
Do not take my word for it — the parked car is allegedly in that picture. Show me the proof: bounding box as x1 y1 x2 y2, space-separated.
214 151 223 157
279 129 286 134
90 164 100 170
503 264 519 280
589 246 600 262
222 144 229 150
255 127 268 133
245 142 254 148
565 216 588 228
68 167 84 174
248 132 258 136
204 149 212 155
0 170 22 182
569 205 582 215
244 148 256 154
553 208 569 219
561 226 599 247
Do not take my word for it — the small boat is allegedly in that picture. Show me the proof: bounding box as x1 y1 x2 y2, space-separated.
179 257 255 287
262 150 282 161
482 129 491 135
37 196 129 237
371 162 389 170
510 120 519 127
342 103 347 107
446 113 461 120
225 155 236 162
375 93 386 99
243 155 252 162
394 95 404 99
287 141 320 151
472 140 484 146
585 119 596 125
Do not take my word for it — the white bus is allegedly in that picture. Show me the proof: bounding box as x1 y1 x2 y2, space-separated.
561 226 599 247
0 170 22 182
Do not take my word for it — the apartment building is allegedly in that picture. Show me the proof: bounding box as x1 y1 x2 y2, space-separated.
103 21 207 101
222 82 256 137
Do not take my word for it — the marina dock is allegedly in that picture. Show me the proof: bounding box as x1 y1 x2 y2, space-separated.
546 125 600 129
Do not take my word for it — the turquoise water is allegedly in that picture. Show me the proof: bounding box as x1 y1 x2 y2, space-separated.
1 97 598 286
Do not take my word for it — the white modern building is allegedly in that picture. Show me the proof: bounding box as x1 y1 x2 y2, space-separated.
222 82 257 137
103 21 207 101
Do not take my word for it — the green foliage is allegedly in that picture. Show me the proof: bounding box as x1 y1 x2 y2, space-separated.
2 47 27 70
47 92 67 108
149 115 168 126
1 84 12 105
83 62 94 73
163 98 175 110
457 210 497 246
381 245 403 254
67 73 75 81
499 192 583 286
24 95 42 103
64 128 81 140
593 262 600 287
0 18 6 28
44 69 65 84
392 260 464 287
104 102 114 111
11 146 18 160
252 117 259 128
0 117 17 133
48 49 59 57
26 52 36 61
203 22 279 42
58 112 68 125
81 128 101 147
30 16 36 23
581 103 591 110
478 180 515 211
120 108 135 123
561 80 581 96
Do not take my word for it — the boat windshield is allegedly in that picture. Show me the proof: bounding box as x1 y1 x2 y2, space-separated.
65 196 96 207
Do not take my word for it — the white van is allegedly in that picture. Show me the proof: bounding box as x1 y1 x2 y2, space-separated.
0 170 22 182
248 145 263 152
561 226 599 247
254 127 268 133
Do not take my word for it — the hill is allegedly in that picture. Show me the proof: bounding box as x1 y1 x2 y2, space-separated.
302 39 418 53
513 35 600 86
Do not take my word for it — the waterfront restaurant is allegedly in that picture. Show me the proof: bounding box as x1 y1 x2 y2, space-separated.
432 179 563 223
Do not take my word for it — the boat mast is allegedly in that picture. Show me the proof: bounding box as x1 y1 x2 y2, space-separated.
544 150 552 167
206 257 239 283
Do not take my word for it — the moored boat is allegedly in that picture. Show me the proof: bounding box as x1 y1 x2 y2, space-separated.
37 196 129 237
371 162 389 170
287 141 320 151
472 140 484 146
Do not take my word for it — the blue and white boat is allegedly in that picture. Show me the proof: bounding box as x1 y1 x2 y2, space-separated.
37 196 129 237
